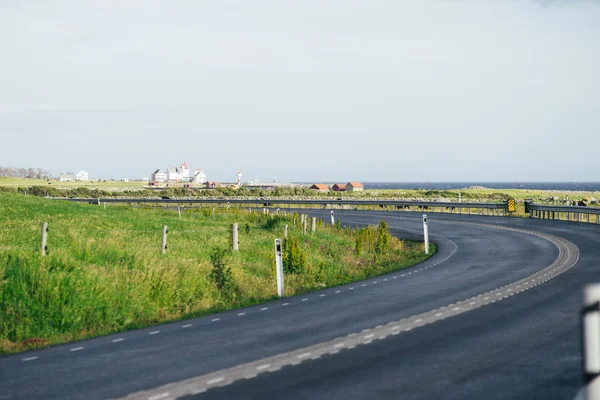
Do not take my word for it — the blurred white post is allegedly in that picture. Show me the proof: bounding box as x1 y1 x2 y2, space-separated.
584 284 600 400
40 222 49 256
331 210 335 226
423 214 429 254
275 239 284 297
232 223 239 251
161 225 168 254
458 193 462 203
178 206 182 218
311 217 316 233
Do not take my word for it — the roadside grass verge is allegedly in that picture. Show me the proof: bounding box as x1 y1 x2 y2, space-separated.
0 193 434 354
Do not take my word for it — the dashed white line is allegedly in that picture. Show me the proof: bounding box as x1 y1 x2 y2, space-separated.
238 312 246 316
149 331 160 335
112 338 124 343
320 294 326 297
261 307 268 311
70 346 84 352
212 318 220 322
206 377 225 385
301 298 308 302
182 324 192 328
349 287 355 290
22 356 38 361
148 393 170 400
335 291 340 294
283 303 289 306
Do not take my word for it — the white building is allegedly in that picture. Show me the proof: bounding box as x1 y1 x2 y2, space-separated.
75 170 89 181
59 175 73 182
166 162 190 182
152 169 167 183
192 168 207 184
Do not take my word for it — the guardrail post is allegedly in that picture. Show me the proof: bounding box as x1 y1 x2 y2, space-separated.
40 222 49 256
423 214 429 254
161 225 168 254
232 223 239 251
584 284 600 400
303 215 307 235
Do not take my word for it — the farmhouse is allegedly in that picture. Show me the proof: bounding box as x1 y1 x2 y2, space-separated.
192 168 207 184
309 184 329 192
331 183 346 192
75 170 89 181
345 182 364 192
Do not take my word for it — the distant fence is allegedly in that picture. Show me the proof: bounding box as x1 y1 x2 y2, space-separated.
525 202 600 224
57 197 511 216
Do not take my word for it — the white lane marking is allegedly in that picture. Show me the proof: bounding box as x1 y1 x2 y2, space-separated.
349 287 354 290
362 284 367 287
212 318 220 322
301 298 308 302
435 313 443 317
391 325 401 330
469 302 476 306
206 376 225 385
149 331 160 335
148 393 170 400
414 319 423 323
334 343 345 348
261 307 268 311
453 307 460 311
297 353 311 359
182 324 192 328
364 334 374 339
22 356 38 361
238 312 246 316
283 303 289 306
256 364 270 371
112 338 124 343
70 347 84 352
335 291 340 294
320 294 326 297
374 281 379 283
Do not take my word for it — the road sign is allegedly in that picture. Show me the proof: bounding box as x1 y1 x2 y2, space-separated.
507 199 516 213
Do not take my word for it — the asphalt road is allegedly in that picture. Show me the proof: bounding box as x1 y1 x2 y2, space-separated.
0 210 593 400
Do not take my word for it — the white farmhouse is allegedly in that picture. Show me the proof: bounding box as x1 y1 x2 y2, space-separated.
75 170 89 181
152 169 167 183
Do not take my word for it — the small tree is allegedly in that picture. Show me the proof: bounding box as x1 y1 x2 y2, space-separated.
375 220 391 255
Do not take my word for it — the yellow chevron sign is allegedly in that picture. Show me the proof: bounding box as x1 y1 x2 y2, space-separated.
507 199 516 212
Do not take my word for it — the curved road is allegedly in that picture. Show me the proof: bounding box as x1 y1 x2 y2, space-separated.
0 211 593 399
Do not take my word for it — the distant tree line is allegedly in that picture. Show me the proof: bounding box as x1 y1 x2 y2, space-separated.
0 167 53 180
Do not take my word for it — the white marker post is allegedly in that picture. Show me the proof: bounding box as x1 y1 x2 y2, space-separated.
458 193 462 203
331 210 335 226
584 284 600 400
423 214 429 254
275 239 284 298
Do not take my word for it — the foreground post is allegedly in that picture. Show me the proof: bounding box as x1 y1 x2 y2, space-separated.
161 225 168 254
331 210 335 226
275 239 284 297
232 223 239 251
423 214 429 254
584 284 600 400
40 222 49 256
311 217 316 233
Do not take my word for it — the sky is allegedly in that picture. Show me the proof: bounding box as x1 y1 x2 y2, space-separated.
0 1 599 182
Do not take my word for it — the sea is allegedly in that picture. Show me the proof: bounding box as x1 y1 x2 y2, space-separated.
358 183 600 192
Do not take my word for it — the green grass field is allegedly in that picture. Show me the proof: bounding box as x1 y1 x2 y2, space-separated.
0 192 433 354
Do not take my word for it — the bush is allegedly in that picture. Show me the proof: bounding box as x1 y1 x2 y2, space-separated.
282 236 306 275
375 220 391 255
209 247 236 301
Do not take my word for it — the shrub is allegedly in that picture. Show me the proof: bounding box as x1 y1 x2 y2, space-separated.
375 220 391 255
209 247 236 301
282 236 306 275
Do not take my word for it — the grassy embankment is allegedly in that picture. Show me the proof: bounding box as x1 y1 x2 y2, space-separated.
0 192 434 354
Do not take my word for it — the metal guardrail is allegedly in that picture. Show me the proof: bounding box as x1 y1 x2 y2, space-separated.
526 202 600 224
58 197 509 215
